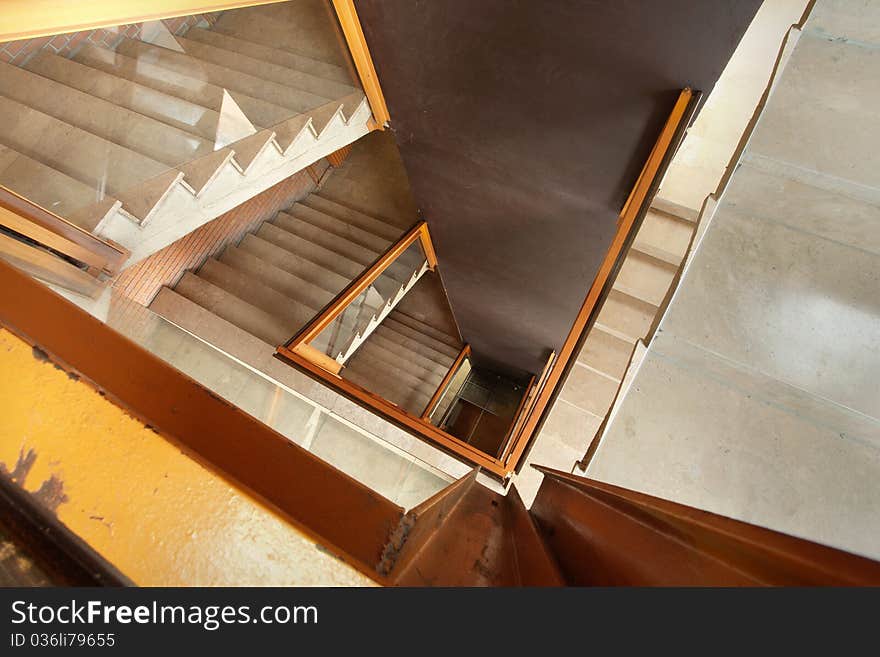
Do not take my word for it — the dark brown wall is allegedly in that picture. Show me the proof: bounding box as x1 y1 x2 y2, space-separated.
357 0 760 375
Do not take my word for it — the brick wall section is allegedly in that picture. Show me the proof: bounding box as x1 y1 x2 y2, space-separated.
0 12 221 65
113 164 329 307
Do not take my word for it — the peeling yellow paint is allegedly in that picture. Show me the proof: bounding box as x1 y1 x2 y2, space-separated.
0 328 373 586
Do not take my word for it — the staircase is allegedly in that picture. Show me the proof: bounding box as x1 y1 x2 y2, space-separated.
343 309 463 416
150 190 406 351
514 199 699 503
0 1 372 267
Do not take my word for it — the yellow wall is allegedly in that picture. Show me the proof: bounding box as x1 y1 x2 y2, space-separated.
0 328 372 586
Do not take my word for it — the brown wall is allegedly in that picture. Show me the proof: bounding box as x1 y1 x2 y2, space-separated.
357 0 761 375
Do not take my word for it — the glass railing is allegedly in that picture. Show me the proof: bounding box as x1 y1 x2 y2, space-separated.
310 237 429 364
279 221 436 374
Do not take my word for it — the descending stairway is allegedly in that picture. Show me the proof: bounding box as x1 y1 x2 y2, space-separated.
514 199 699 503
0 1 372 266
150 190 406 349
342 309 463 416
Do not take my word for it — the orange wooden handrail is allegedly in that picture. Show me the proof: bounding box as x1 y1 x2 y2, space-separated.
281 221 436 371
0 186 128 276
420 344 471 420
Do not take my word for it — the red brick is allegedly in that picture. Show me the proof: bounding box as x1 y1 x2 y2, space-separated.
1 39 27 56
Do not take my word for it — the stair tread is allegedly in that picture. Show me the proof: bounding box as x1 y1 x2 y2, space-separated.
367 330 456 374
632 207 694 264
258 221 366 281
176 33 358 101
116 37 331 116
373 323 458 367
73 43 293 129
239 233 349 295
219 245 334 311
197 258 314 331
213 6 346 68
290 202 392 252
388 310 461 351
304 194 403 242
595 289 658 343
274 211 382 267
577 325 635 381
382 316 461 359
355 339 447 388
343 358 433 416
0 94 169 198
0 144 114 230
149 287 278 367
0 60 213 168
613 248 678 307
346 345 443 395
173 271 291 345
25 51 222 143
185 26 351 84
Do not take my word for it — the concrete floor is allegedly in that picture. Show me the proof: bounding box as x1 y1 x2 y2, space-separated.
583 2 880 560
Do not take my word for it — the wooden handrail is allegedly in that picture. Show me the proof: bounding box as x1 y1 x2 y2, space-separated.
275 343 511 477
282 221 436 365
0 186 128 276
420 344 471 420
331 0 391 128
500 351 555 467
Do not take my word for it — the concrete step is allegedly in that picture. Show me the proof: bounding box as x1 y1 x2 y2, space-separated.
613 249 678 307
173 271 291 345
116 38 330 116
289 202 391 252
258 221 365 281
303 194 403 242
0 144 117 230
389 310 461 351
213 4 346 67
176 33 357 101
274 211 381 267
24 51 221 143
355 338 447 389
366 327 454 374
343 356 434 416
557 363 621 418
594 289 658 344
373 323 458 368
73 43 293 129
184 26 351 84
197 258 314 331
218 244 333 311
149 286 277 368
238 233 349 295
632 208 694 266
577 326 635 381
651 197 700 224
382 316 461 360
346 345 442 398
0 94 169 198
0 60 213 167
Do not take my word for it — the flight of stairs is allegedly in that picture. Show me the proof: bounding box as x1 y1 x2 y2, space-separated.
515 199 699 503
342 309 463 416
566 200 697 421
0 2 372 267
150 191 406 352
